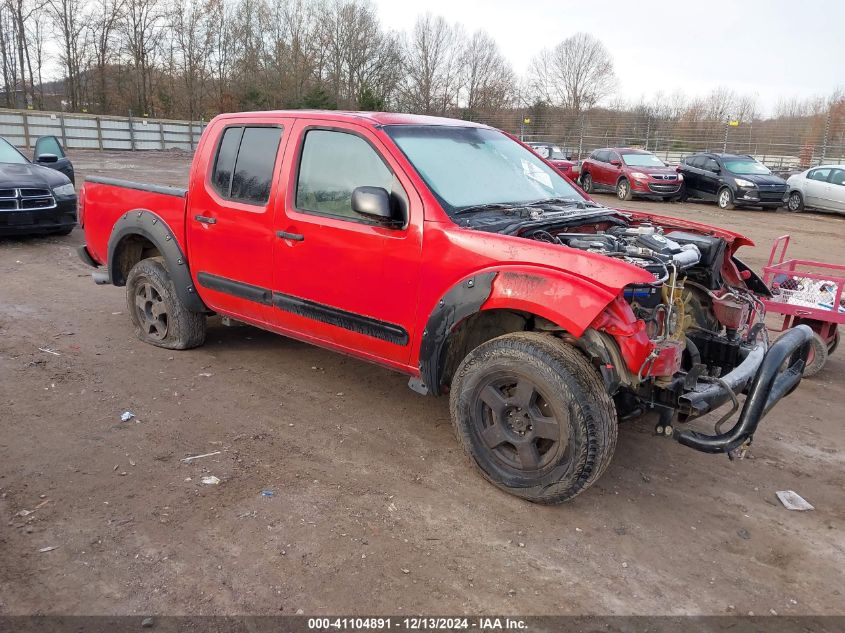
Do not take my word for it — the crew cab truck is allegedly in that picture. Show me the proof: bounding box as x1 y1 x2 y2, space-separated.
77 111 813 504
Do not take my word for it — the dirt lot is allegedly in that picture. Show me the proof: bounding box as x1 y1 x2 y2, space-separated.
1 150 843 616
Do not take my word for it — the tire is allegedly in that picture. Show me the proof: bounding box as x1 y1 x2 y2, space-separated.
616 178 632 201
677 187 689 202
449 332 617 504
580 172 593 193
125 257 206 350
802 332 828 377
787 191 804 213
717 187 736 210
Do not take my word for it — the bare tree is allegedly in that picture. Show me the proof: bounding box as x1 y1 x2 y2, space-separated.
316 0 400 109
4 0 45 108
47 0 90 110
171 0 215 120
459 29 515 113
88 0 123 113
121 0 165 115
399 13 462 115
528 32 616 112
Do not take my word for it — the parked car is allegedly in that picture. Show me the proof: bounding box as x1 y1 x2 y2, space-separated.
77 111 812 504
579 148 682 201
784 164 845 213
678 153 787 210
0 136 77 236
526 142 580 181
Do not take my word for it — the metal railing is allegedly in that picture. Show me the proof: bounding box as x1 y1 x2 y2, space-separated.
0 108 205 151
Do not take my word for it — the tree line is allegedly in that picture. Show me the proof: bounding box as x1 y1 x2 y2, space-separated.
1 0 842 157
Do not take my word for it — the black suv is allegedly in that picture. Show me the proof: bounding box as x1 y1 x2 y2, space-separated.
678 153 787 210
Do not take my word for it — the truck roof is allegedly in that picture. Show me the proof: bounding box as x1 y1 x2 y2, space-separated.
213 110 491 128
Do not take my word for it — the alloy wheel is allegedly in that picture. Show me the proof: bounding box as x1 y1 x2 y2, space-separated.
134 281 169 341
472 372 567 472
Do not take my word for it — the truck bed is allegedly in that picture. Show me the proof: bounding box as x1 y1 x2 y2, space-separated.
80 176 188 266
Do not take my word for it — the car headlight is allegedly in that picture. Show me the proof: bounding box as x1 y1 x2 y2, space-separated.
735 178 756 188
677 173 684 181
53 183 76 197
631 172 649 180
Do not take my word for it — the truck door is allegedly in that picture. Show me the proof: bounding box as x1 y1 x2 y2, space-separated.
187 120 288 324
270 119 423 367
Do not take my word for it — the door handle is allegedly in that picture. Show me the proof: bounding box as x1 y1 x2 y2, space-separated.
276 230 304 242
195 215 217 225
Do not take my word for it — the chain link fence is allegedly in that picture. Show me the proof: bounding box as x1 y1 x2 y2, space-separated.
473 110 845 174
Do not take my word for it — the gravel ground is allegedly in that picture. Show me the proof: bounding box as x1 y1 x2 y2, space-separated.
0 150 843 616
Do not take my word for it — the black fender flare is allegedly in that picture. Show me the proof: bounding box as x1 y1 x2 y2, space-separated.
107 209 207 313
413 272 497 396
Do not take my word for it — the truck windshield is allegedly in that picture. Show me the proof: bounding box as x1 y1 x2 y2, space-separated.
621 153 664 167
385 126 583 214
723 159 770 175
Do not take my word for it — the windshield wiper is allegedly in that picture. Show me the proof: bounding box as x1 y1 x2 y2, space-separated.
526 197 601 208
453 202 524 216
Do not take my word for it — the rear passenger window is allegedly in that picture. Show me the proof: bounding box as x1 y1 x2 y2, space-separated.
295 129 395 221
210 126 283 205
808 168 831 182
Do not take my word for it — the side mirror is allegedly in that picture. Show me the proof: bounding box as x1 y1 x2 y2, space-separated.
610 159 621 166
711 166 721 174
351 186 393 221
36 153 59 164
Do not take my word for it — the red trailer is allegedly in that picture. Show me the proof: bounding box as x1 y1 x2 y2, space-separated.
761 235 843 375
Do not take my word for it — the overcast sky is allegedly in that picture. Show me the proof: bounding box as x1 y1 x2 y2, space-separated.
374 0 843 115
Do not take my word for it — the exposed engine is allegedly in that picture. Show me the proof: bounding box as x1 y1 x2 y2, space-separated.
523 221 765 379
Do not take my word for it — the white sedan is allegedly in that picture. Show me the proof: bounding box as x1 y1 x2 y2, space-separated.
785 164 845 213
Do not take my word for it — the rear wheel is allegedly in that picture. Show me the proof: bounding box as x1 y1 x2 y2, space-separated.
616 178 632 201
449 332 617 504
580 172 593 193
717 187 736 210
787 191 804 213
126 257 206 350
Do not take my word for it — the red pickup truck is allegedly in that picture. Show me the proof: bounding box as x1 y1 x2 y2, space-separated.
77 111 812 504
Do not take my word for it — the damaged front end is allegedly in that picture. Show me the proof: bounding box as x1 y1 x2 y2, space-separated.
526 218 813 456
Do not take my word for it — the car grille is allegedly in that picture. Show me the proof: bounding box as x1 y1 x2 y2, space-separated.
648 183 681 193
0 188 56 211
649 174 678 181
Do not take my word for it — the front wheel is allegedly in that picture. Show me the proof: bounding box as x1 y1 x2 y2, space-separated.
449 332 618 504
126 257 206 350
787 191 804 213
717 187 736 210
580 172 593 193
616 178 632 201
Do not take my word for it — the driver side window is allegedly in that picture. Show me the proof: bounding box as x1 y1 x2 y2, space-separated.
295 129 401 222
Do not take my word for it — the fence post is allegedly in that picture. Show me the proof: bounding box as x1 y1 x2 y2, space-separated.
188 119 195 151
128 110 136 151
722 122 729 152
22 111 31 149
645 116 651 151
96 116 103 150
577 114 585 160
820 109 831 163
158 119 166 150
59 113 67 147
